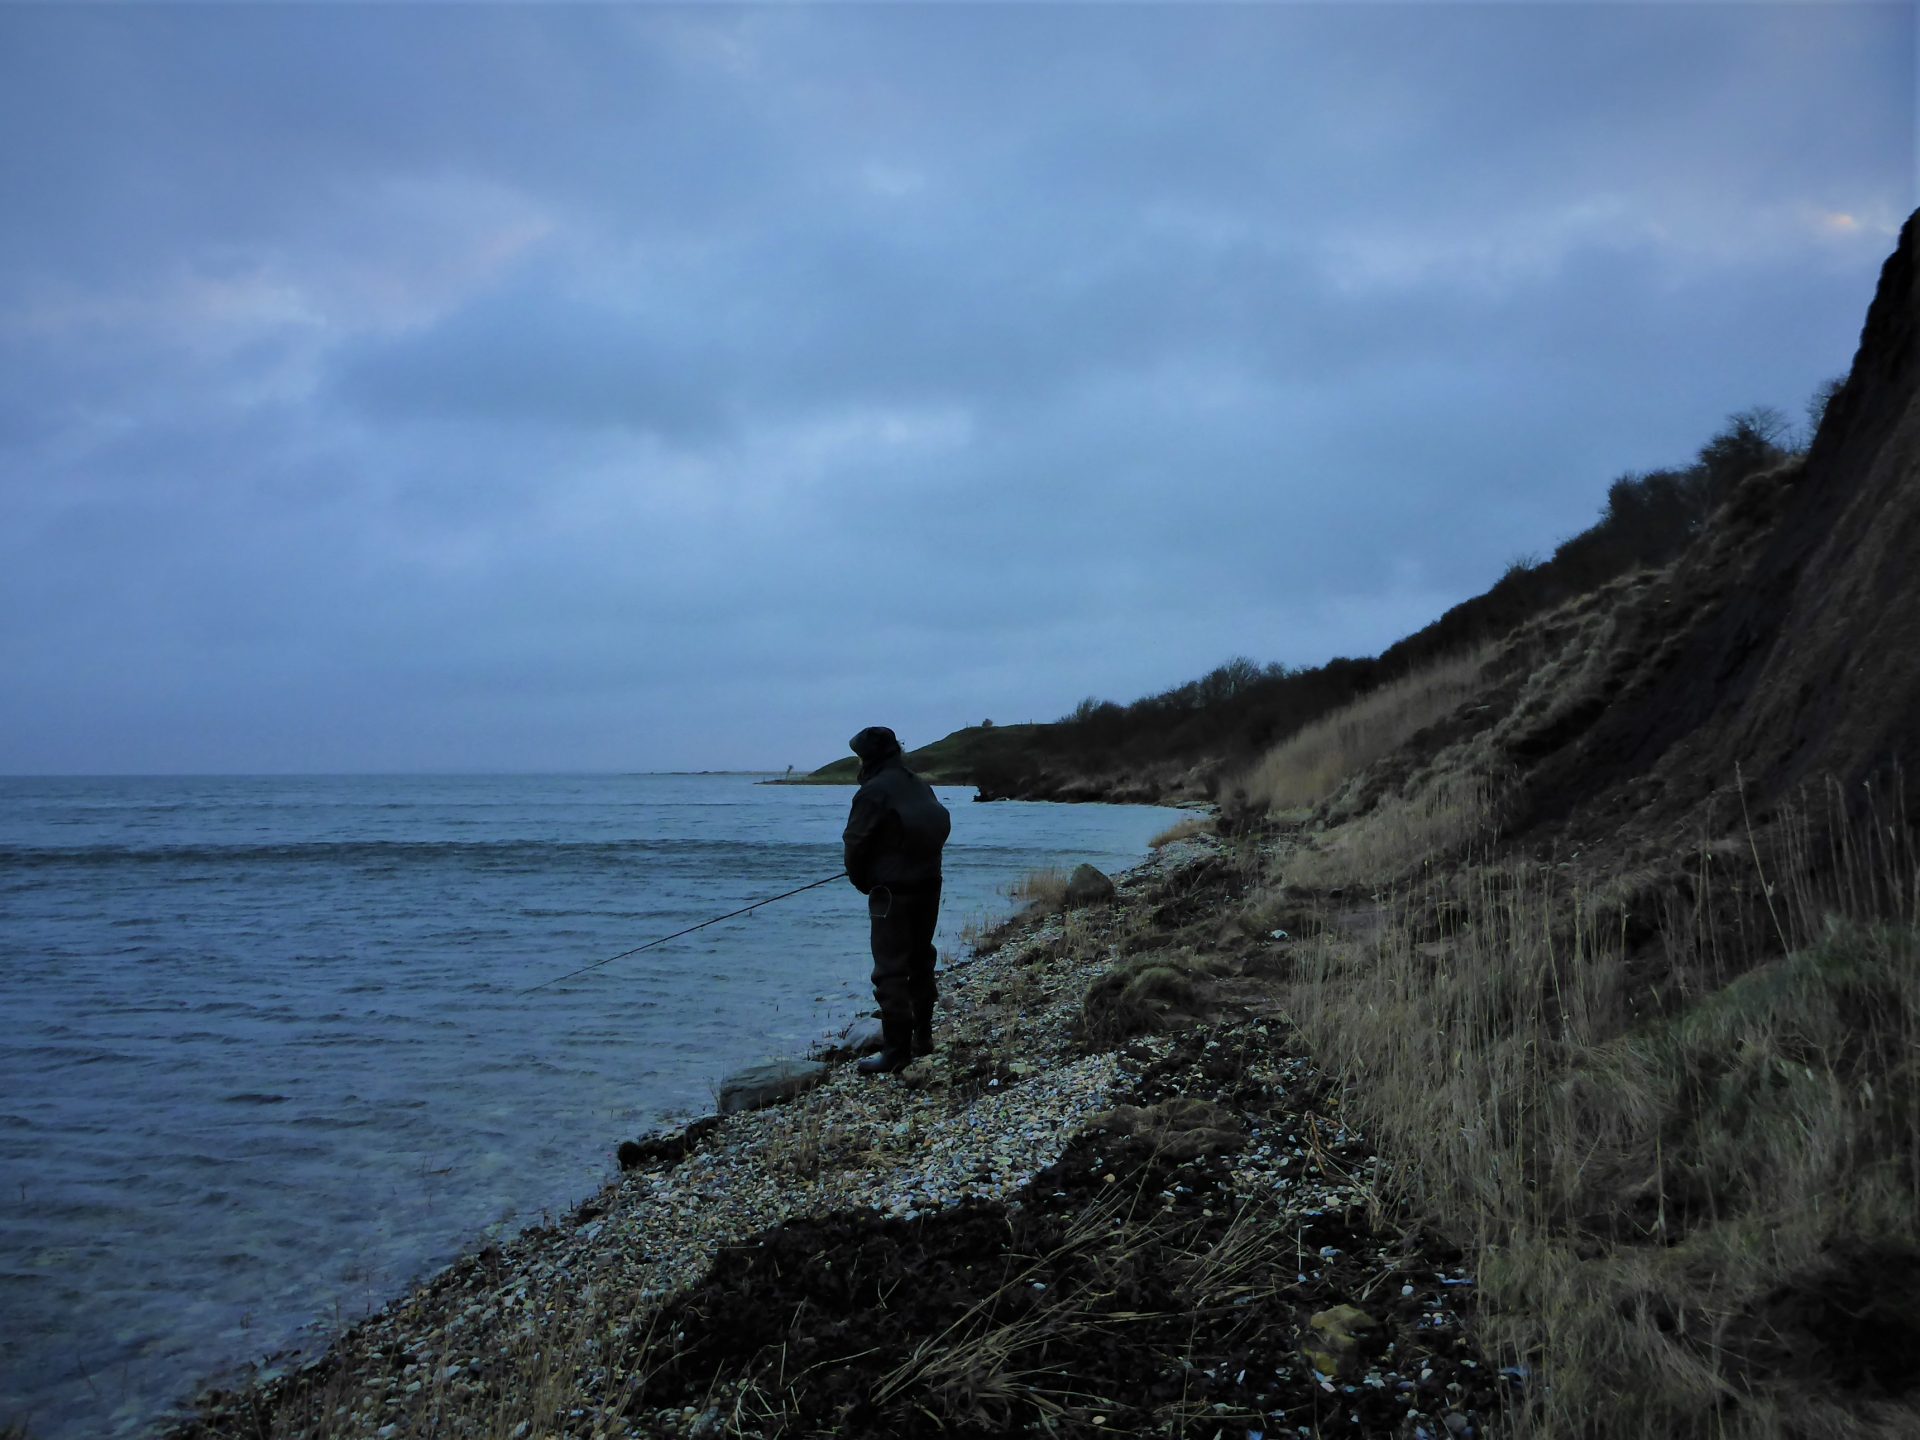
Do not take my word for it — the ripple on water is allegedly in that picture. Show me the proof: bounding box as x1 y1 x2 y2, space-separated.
27 1045 135 1066
0 773 1184 1440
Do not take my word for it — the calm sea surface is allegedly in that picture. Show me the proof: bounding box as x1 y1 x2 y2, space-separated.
0 773 1182 1437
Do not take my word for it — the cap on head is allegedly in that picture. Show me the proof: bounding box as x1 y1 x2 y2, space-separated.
849 726 903 762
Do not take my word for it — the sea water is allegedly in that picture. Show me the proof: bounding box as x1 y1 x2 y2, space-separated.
0 773 1183 1437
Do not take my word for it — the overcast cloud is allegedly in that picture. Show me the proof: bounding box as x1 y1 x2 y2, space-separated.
0 3 1910 774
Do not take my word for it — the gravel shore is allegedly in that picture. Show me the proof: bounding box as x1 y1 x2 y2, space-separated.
167 838 1500 1439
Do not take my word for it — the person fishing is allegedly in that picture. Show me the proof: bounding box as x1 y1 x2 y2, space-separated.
842 726 952 1075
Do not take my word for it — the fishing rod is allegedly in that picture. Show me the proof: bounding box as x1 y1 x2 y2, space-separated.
518 871 848 995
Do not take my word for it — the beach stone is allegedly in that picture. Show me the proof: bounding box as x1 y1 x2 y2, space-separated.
1065 864 1116 906
716 1060 830 1115
898 1057 946 1090
1304 1304 1379 1380
840 1017 885 1055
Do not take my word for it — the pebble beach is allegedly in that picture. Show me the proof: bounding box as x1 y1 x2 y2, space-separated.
166 837 1502 1440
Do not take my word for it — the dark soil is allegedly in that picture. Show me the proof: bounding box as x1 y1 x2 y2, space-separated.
621 1028 1503 1438
1515 212 1920 842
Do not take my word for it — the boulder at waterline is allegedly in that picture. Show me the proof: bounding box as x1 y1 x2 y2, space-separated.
1065 863 1116 906
716 1059 830 1115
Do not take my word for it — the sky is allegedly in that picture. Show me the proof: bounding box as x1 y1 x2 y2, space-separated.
0 3 1912 775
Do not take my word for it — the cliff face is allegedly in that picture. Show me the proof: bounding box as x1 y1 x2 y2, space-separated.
1731 212 1920 809
1264 214 1920 1440
1512 210 1920 839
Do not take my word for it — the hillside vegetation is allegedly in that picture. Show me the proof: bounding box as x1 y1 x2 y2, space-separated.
1193 211 1920 1437
799 392 1817 803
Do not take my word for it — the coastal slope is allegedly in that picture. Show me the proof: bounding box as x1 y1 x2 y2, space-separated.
166 212 1920 1440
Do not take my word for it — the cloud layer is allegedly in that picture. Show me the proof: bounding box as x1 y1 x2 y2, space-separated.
1 4 1910 772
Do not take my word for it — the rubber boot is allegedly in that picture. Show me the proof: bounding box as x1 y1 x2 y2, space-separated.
857 1018 915 1075
912 1015 934 1058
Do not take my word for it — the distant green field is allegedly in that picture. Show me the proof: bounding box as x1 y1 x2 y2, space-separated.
778 722 1054 785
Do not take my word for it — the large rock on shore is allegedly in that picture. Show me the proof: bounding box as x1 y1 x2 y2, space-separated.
716 1059 830 1115
1065 864 1116 906
838 1017 884 1055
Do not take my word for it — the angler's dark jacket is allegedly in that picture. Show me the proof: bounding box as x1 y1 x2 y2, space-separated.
843 754 951 895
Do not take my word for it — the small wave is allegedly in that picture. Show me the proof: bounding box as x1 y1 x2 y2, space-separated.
24 1047 135 1066
223 1093 290 1105
0 837 728 869
236 1139 328 1161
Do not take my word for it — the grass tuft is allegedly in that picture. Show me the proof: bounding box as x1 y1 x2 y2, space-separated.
1079 953 1213 1045
1149 815 1213 848
1007 865 1070 916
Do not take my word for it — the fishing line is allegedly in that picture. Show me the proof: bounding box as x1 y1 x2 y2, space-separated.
518 871 848 994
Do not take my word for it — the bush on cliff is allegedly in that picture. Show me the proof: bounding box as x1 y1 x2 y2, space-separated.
1037 398 1806 803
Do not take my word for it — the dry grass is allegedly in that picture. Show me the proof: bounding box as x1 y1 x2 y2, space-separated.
955 908 994 954
1282 768 1495 889
961 866 1081 957
1277 780 1920 1438
1240 645 1495 812
872 1188 1142 1428
1008 865 1070 916
760 1090 873 1181
871 1181 1299 1436
1149 815 1213 848
1168 1200 1295 1312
